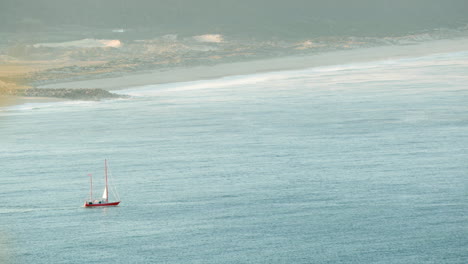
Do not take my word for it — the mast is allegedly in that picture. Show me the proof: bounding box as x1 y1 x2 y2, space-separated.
105 159 109 202
89 173 93 201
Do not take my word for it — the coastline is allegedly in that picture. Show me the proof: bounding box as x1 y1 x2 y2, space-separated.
0 95 67 108
38 37 468 92
3 37 467 109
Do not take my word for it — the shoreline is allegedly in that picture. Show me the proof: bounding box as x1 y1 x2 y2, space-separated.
0 95 67 108
38 37 468 92
2 37 467 109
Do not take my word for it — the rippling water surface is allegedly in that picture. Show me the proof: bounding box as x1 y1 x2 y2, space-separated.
1 51 467 263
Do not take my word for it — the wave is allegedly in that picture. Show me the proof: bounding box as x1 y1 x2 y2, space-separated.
115 62 395 97
0 100 100 115
116 50 468 97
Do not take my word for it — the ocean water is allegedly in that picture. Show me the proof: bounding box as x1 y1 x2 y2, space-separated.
1 50 467 263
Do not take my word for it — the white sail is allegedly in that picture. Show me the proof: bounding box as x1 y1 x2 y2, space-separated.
102 186 108 200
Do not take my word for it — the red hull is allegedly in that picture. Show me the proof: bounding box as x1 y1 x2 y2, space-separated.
84 201 120 207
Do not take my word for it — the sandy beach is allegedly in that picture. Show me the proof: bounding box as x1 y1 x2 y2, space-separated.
39 37 468 91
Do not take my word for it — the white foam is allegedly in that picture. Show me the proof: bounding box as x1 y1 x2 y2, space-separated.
33 38 122 48
0 100 99 115
116 49 468 98
115 59 405 97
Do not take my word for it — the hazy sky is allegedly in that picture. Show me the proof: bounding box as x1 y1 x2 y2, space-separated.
1 0 468 37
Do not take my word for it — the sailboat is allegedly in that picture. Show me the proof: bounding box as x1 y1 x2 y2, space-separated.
84 159 121 207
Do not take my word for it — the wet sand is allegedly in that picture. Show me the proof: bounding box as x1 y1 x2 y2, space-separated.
0 96 66 108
